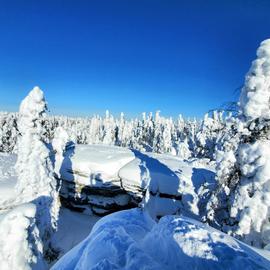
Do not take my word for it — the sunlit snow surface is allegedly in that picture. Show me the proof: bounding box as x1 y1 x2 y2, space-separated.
52 208 270 270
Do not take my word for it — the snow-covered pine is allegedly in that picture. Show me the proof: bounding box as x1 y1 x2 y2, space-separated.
15 87 60 256
207 39 270 248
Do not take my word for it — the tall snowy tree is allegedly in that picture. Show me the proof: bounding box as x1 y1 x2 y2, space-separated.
207 39 270 248
15 86 60 259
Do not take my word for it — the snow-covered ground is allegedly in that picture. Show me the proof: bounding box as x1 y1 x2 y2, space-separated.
0 152 101 265
0 145 270 269
51 208 100 262
52 208 270 270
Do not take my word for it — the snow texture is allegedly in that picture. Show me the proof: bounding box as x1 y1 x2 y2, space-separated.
52 208 270 270
239 39 270 121
0 203 46 270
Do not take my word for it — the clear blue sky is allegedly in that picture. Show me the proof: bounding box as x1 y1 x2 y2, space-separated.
0 0 270 118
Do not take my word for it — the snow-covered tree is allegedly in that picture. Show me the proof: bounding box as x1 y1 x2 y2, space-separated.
0 112 18 153
15 86 60 258
207 39 270 248
195 111 225 160
102 110 116 145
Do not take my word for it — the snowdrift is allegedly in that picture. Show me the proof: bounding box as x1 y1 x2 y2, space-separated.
52 208 270 270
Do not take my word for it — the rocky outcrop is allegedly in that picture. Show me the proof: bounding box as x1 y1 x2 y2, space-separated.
57 144 215 217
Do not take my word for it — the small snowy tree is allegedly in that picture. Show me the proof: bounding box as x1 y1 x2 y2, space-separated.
102 110 116 145
52 126 71 179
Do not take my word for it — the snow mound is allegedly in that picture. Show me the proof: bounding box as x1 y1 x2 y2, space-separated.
120 150 215 217
52 208 270 270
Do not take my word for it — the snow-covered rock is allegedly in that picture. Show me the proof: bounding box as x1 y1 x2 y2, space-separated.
58 144 215 217
52 208 270 270
59 144 134 185
57 144 135 215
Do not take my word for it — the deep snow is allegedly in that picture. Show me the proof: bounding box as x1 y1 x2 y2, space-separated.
52 208 270 270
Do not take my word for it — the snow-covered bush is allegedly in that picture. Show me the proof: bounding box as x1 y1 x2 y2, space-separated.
0 203 46 270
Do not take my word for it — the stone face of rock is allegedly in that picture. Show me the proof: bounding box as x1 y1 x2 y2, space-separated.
58 177 136 216
57 144 215 218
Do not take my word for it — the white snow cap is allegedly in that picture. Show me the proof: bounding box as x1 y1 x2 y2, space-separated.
239 39 270 121
19 86 46 118
18 86 47 134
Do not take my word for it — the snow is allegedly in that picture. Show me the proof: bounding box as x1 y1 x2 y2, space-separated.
0 203 46 270
52 208 270 270
0 153 17 203
230 140 270 247
239 39 270 121
51 208 100 263
59 144 135 185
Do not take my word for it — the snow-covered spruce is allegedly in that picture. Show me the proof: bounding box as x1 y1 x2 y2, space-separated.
207 39 270 248
15 87 60 260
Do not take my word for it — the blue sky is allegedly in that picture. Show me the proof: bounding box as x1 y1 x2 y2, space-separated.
0 0 270 118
